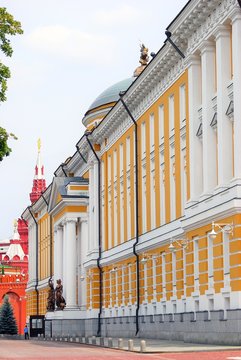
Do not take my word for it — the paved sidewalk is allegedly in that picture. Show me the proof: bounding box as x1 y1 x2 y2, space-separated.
120 338 241 353
41 336 241 353
96 337 241 353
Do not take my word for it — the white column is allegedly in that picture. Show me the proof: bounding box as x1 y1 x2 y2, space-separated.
79 219 88 310
231 10 241 180
144 262 147 302
65 218 78 308
223 232 230 288
54 225 63 283
88 164 94 252
200 41 217 194
183 248 186 297
194 237 199 292
62 221 67 298
187 55 203 201
162 253 166 299
207 234 214 289
172 252 176 297
215 25 233 186
152 257 157 300
93 160 99 251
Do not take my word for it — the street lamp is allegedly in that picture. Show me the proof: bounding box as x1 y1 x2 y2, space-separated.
209 221 233 240
168 238 189 252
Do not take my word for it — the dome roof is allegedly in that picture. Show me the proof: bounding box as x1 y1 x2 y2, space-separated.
87 77 134 113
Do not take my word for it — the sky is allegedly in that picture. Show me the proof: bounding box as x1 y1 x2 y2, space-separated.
0 0 187 239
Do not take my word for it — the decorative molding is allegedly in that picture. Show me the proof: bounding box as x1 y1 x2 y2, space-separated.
66 217 78 224
187 0 237 57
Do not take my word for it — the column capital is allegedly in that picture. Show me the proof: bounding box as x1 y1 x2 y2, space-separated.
65 217 78 224
80 218 88 224
61 219 66 226
213 24 231 40
230 7 241 24
185 54 201 68
199 40 215 56
54 224 63 232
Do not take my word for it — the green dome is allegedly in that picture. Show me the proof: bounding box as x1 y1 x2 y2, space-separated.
87 77 134 113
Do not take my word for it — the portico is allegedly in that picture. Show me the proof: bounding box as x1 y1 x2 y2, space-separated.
46 176 89 318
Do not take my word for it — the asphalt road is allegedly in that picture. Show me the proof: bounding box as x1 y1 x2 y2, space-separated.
1 339 241 360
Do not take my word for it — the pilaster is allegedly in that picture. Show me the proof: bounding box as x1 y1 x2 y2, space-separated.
54 224 63 284
64 218 78 309
186 54 203 202
88 164 94 252
214 25 233 187
93 160 99 251
200 41 217 195
231 10 241 180
79 218 88 310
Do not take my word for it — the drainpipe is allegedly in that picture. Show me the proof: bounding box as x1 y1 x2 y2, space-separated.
85 134 102 336
76 145 87 163
28 206 39 315
60 164 68 177
42 194 53 277
21 215 29 261
165 31 185 59
119 94 140 336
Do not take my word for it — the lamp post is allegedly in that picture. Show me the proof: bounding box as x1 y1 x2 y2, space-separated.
168 238 189 252
209 221 233 240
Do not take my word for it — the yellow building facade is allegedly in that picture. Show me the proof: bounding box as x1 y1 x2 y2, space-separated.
23 0 241 344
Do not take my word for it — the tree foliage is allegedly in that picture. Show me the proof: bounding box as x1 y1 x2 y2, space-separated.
0 127 17 161
0 7 23 161
0 295 18 335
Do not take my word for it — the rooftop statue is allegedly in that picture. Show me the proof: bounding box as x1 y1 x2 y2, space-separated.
133 43 149 77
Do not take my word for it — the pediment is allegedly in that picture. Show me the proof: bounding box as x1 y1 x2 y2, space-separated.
48 177 65 212
48 176 89 213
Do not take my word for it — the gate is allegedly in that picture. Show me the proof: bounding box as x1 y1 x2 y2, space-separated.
29 315 45 337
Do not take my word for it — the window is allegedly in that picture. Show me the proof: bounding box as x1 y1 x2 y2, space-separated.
169 95 175 132
179 84 186 125
159 105 164 142
150 113 155 150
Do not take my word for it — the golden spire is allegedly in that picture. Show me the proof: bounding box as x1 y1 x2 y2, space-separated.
13 219 18 230
37 138 41 153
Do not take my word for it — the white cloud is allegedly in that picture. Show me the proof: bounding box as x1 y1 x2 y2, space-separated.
25 25 115 64
93 4 141 26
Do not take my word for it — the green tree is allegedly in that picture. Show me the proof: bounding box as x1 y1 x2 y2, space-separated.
0 295 18 334
0 7 23 161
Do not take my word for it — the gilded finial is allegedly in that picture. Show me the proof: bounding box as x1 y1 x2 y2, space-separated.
37 138 41 153
13 218 20 240
133 43 149 77
13 219 18 229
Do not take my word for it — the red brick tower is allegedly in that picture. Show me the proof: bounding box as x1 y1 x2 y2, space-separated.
30 138 46 204
0 220 28 334
0 140 47 334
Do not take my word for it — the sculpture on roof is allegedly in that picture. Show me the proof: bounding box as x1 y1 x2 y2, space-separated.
139 43 149 66
55 279 66 310
133 43 150 77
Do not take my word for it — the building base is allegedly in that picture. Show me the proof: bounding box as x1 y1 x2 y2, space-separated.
44 309 241 345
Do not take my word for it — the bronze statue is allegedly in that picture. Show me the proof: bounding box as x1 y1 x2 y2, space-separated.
55 279 66 310
133 43 150 77
46 278 55 311
139 43 149 66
